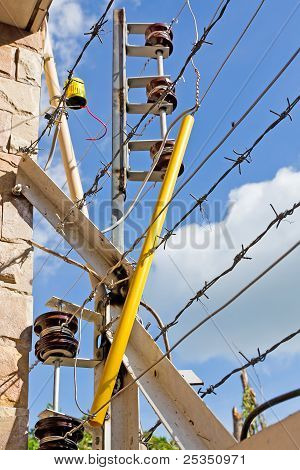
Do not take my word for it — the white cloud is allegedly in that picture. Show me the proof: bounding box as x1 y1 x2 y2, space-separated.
48 0 96 73
47 0 142 76
144 167 300 363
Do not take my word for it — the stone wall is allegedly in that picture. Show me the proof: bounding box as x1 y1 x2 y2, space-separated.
0 22 42 449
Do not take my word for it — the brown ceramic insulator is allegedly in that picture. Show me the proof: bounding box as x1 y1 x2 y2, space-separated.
34 311 78 337
39 438 78 450
146 77 177 110
150 141 184 176
35 416 83 450
145 23 173 55
35 332 78 362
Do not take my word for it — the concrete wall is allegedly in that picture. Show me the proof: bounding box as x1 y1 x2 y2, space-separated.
0 22 42 449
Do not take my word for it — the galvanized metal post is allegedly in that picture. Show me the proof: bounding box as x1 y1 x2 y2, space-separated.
104 8 140 450
156 50 168 138
112 9 127 252
53 360 60 412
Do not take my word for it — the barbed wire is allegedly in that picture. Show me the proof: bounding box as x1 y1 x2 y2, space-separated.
154 95 300 253
155 200 300 340
57 240 300 439
29 358 40 374
199 327 300 398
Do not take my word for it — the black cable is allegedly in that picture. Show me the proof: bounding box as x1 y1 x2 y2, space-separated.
241 388 300 440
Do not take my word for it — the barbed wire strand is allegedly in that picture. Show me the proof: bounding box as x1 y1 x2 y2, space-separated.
200 327 300 398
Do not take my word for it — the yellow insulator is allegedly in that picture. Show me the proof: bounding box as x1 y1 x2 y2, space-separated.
65 77 87 110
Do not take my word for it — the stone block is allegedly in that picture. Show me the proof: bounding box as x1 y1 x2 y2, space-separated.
0 22 42 53
0 345 29 408
0 240 33 294
9 115 38 154
0 406 28 449
0 110 11 153
16 47 42 87
0 76 40 116
0 290 32 349
0 152 20 173
1 192 33 240
0 45 16 79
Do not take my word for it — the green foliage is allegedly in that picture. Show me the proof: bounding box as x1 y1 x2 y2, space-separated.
78 430 92 450
145 435 179 450
28 429 39 450
242 385 266 436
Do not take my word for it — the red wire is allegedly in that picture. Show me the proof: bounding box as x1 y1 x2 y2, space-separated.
81 105 108 141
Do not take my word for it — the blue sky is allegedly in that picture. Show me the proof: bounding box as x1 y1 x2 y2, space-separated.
29 0 300 442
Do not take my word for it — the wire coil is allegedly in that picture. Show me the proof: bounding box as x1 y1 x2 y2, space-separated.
146 77 177 110
150 140 184 175
145 23 174 55
35 416 83 450
34 312 78 362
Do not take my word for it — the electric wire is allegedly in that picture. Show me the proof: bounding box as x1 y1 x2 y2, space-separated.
140 301 172 361
23 0 115 155
80 0 233 202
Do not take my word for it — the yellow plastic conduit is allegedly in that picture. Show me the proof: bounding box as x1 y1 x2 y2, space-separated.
89 115 194 426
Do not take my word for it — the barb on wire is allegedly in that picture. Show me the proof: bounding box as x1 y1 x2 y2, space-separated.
155 200 300 340
199 327 300 398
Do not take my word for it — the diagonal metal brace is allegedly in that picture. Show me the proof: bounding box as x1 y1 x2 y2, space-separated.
15 155 132 288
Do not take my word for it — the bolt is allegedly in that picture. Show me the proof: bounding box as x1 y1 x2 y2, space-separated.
12 184 23 196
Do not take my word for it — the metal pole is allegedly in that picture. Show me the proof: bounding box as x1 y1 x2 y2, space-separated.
53 360 60 412
112 9 127 252
156 50 168 138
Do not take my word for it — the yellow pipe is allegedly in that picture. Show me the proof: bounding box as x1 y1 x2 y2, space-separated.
89 115 194 426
